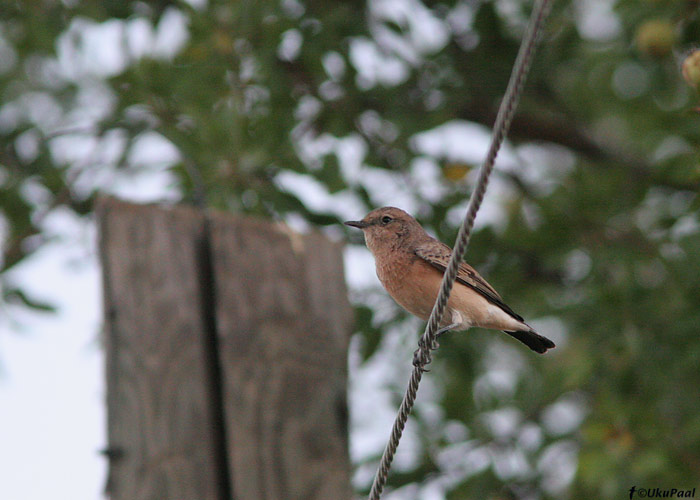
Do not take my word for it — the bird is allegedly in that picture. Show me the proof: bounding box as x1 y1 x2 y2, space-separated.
344 207 555 354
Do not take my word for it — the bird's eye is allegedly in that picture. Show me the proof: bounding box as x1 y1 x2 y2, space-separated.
381 215 393 225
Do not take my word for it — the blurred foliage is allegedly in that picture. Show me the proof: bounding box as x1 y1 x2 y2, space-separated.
1 0 700 498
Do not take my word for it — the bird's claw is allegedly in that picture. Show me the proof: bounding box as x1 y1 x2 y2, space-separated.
412 347 431 371
413 337 436 371
414 324 458 370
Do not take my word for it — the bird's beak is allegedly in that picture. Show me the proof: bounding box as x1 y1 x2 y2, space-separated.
344 220 369 229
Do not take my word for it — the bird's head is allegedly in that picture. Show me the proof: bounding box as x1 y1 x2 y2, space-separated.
344 207 425 254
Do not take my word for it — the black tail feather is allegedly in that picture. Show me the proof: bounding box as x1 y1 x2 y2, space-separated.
503 329 555 354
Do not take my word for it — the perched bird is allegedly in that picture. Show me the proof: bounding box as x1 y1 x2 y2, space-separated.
345 207 555 354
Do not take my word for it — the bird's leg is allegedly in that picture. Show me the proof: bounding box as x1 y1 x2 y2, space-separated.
413 323 460 369
434 323 459 343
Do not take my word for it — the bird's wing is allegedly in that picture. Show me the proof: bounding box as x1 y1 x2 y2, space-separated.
414 240 524 322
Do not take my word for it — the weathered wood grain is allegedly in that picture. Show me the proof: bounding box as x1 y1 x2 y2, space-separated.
99 199 220 500
209 213 353 500
99 198 353 500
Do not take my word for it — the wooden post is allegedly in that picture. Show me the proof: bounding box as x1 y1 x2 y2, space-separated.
98 198 353 500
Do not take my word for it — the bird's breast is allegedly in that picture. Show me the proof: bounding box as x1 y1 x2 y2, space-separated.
374 253 443 322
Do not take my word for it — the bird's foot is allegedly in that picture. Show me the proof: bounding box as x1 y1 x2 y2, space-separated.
413 336 434 370
413 323 460 370
412 345 431 371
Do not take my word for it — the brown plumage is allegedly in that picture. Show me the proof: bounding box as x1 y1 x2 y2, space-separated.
345 207 555 354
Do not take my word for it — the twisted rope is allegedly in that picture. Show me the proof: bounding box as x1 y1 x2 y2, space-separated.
367 1 553 498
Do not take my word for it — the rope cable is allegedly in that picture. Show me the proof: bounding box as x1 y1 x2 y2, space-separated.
367 1 554 498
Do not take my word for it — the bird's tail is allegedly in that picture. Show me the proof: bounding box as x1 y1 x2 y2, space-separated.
503 328 555 354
